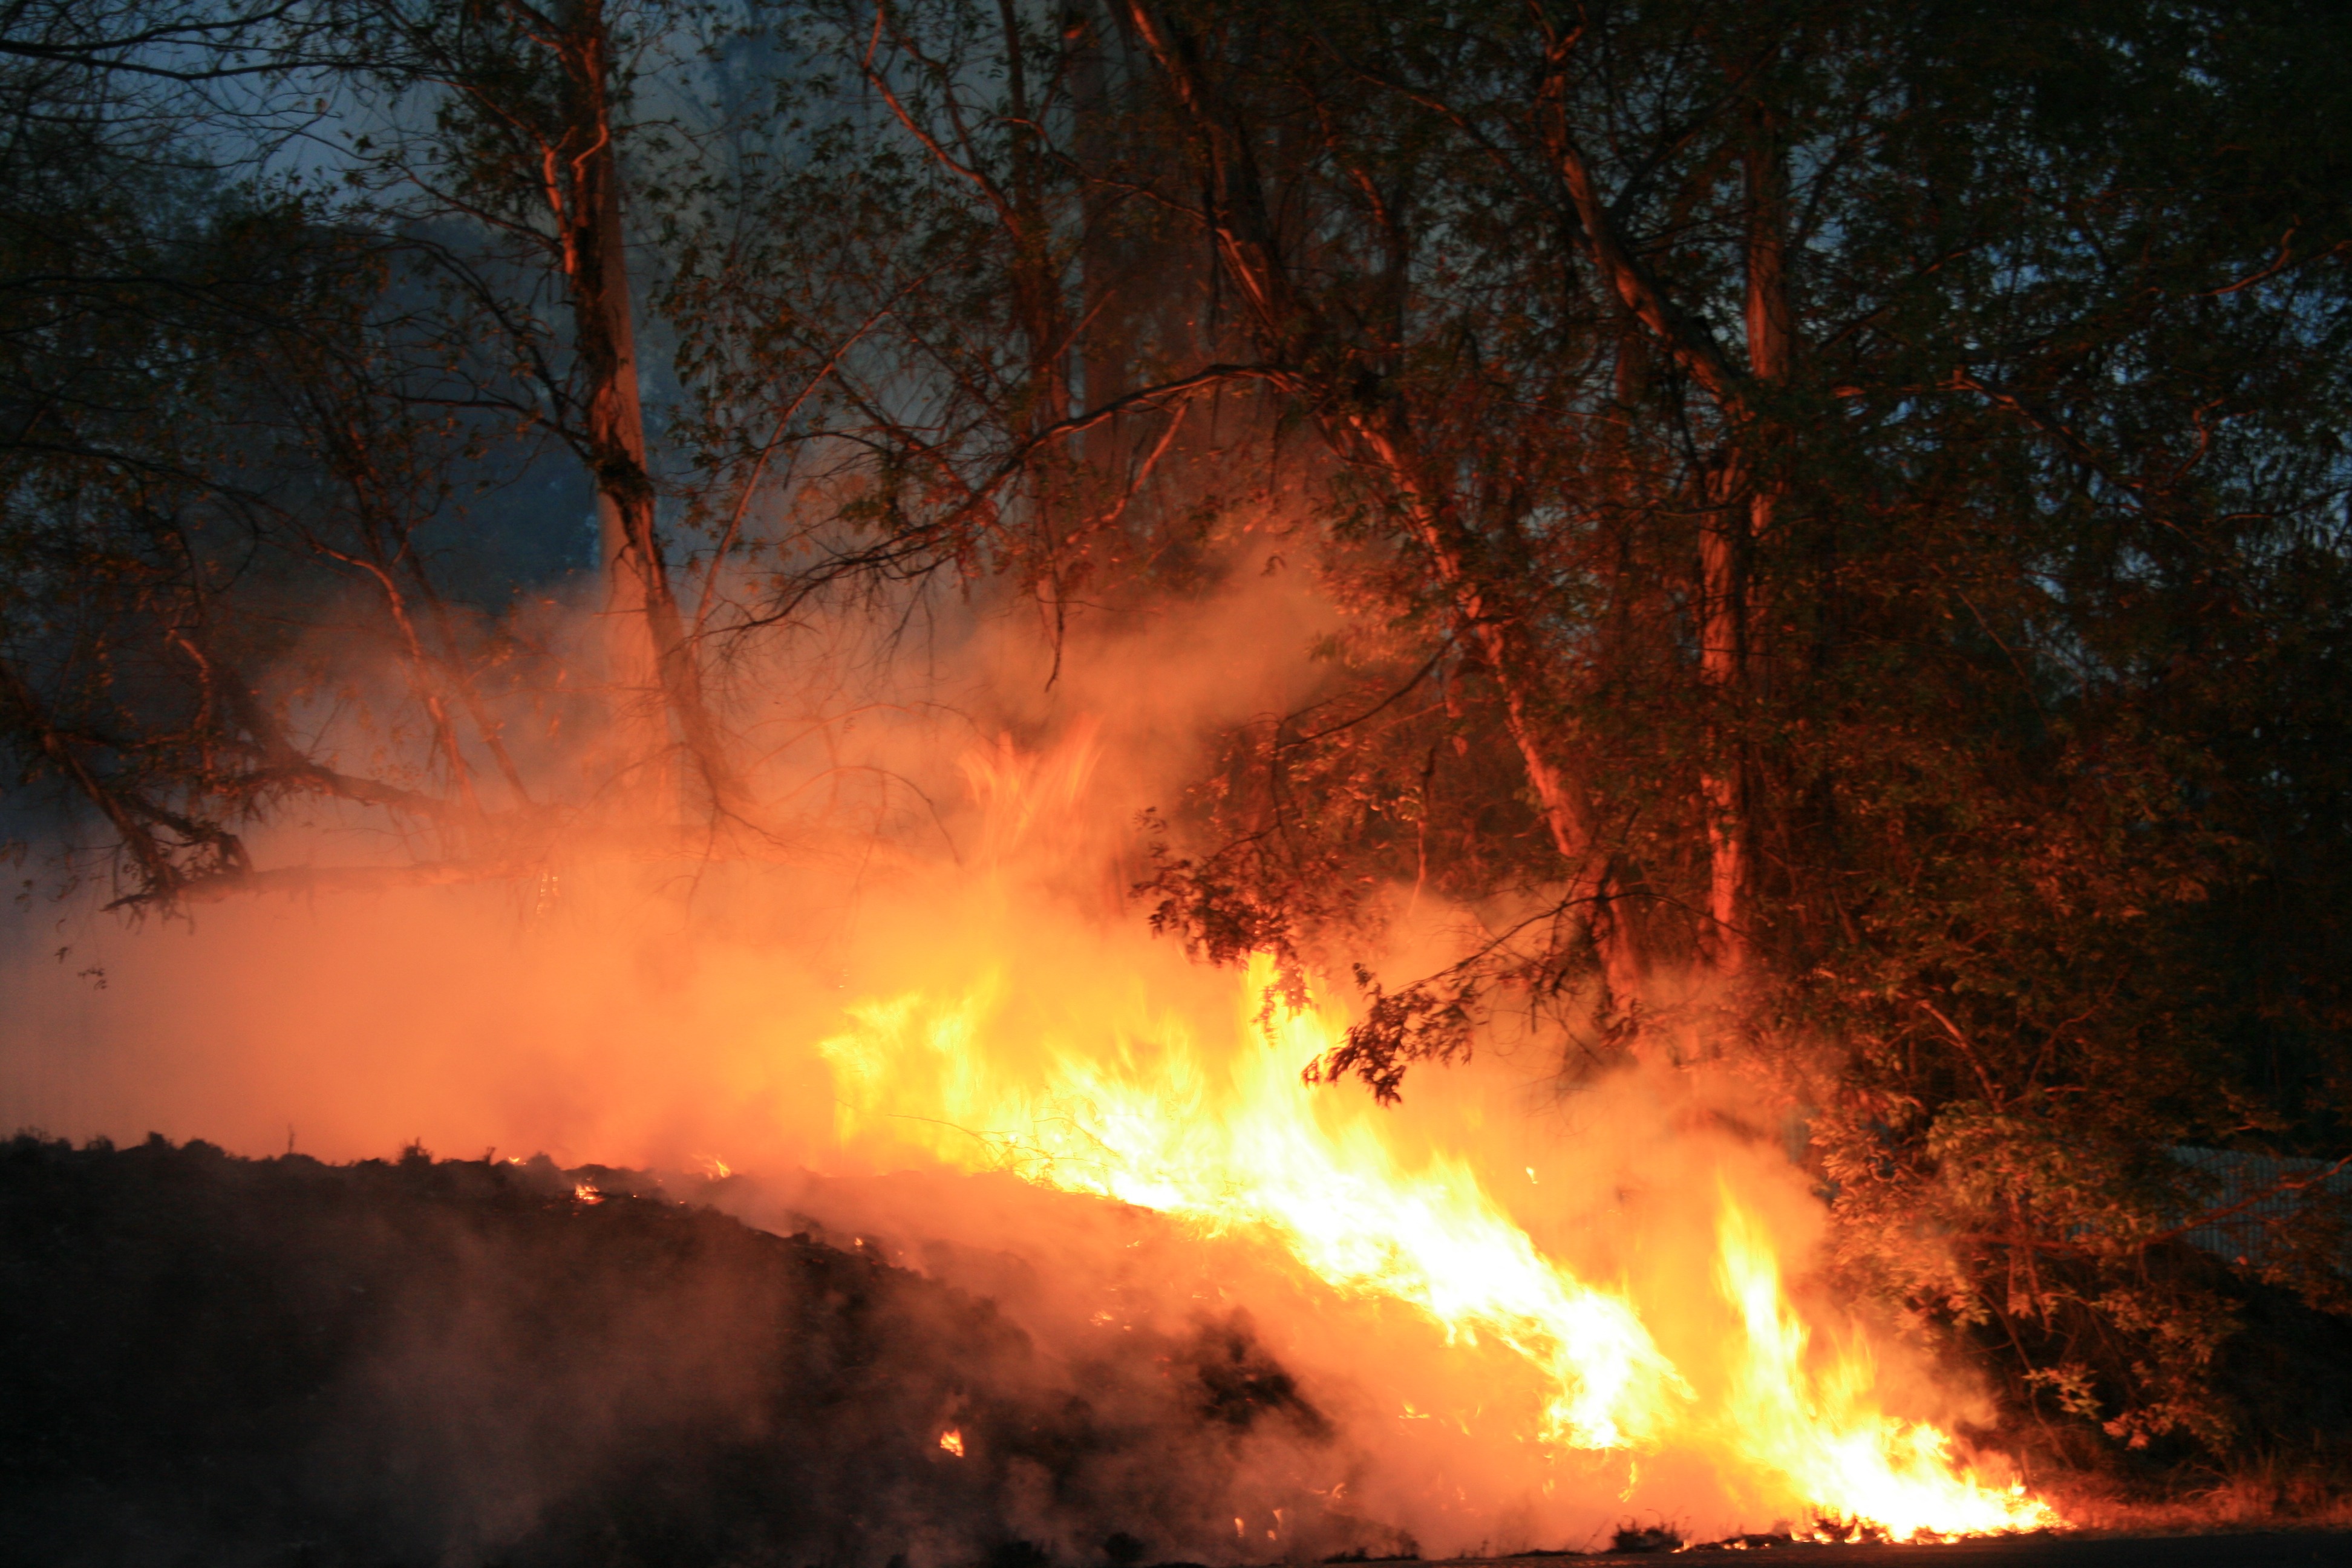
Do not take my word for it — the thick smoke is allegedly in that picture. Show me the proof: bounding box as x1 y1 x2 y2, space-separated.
0 557 2006 1557
0 559 1338 1169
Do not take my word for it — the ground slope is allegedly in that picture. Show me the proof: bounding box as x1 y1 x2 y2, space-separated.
0 1135 1346 1568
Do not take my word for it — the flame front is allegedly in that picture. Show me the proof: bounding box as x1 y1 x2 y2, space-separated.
820 956 2056 1543
1711 1198 2052 1540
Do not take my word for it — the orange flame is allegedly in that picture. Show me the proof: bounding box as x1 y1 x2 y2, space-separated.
939 1428 965 1457
1712 1196 2051 1540
819 955 2057 1543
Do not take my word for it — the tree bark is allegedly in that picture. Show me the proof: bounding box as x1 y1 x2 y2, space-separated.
1543 59 1795 982
546 0 745 819
1123 1 1648 1010
1696 122 1793 977
1733 115 1795 962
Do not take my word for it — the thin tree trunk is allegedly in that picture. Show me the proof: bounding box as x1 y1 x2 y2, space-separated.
1072 2 1123 472
1122 1 1648 1010
1700 119 1793 976
550 0 745 819
1544 59 1795 984
995 0 1081 642
1351 420 1648 1007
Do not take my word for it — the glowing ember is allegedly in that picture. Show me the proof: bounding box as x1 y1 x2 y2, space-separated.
820 955 2059 1541
938 1428 964 1457
572 1182 603 1205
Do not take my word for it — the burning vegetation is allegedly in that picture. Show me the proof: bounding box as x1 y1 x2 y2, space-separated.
4 0 2352 1558
820 953 2054 1538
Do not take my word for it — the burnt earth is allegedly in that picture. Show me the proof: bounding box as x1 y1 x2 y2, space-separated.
0 1134 1343 1568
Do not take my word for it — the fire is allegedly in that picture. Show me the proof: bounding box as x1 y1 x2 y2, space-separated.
819 955 2058 1543
1712 1197 2052 1541
938 1428 965 1457
825 972 1682 1455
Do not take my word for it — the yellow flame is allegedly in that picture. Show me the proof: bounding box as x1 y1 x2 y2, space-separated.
819 955 2057 1540
939 1428 965 1457
1713 1193 2054 1540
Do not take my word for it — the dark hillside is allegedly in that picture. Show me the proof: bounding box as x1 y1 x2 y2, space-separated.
0 1135 1339 1568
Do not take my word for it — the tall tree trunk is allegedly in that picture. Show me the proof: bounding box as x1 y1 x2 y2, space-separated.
998 0 1067 433
995 0 1081 638
550 0 746 820
1122 1 1648 1011
1698 122 1792 976
1543 56 1795 985
1350 420 1650 1008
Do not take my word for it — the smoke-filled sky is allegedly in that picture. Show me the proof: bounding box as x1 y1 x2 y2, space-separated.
1 549 1336 1158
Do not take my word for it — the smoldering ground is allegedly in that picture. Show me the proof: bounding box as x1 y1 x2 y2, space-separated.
0 1132 1394 1568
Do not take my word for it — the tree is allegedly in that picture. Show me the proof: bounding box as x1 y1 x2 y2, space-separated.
336 0 754 815
0 1 479 904
1059 0 2352 1453
0 0 776 909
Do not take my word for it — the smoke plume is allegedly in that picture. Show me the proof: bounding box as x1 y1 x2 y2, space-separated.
0 555 2027 1556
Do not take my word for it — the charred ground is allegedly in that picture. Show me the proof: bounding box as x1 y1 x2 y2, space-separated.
0 1134 1356 1568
